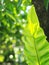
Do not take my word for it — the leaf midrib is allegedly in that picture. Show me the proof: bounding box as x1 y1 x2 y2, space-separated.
34 37 40 65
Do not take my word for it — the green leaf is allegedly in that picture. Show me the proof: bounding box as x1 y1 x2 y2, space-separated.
44 0 49 10
22 5 49 65
0 55 4 62
5 12 16 22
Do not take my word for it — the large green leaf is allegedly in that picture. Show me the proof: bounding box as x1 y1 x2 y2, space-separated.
22 5 49 65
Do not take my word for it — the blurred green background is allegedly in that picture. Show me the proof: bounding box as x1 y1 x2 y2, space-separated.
0 0 31 65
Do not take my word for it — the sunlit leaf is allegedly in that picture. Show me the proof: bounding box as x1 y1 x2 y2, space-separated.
22 5 49 65
0 55 4 62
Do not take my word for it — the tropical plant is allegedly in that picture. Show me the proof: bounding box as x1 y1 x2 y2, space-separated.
22 5 49 65
0 0 49 65
0 0 31 64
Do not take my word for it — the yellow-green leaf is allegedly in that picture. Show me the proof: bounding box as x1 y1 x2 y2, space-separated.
22 5 49 65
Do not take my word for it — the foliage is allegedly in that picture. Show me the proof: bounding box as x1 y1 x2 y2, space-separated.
44 0 49 10
0 0 49 65
22 5 49 65
0 0 31 64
